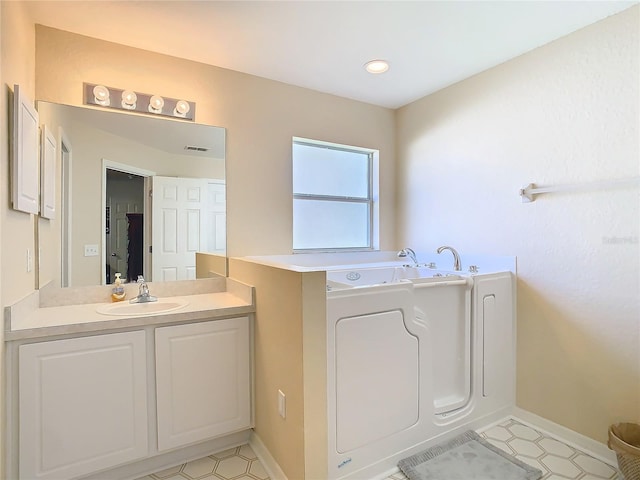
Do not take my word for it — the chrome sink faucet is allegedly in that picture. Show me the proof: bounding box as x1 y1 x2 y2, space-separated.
130 275 158 303
397 247 419 266
436 245 461 271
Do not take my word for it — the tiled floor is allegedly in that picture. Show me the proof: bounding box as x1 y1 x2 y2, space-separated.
479 419 620 480
139 418 620 480
389 418 620 480
136 445 269 480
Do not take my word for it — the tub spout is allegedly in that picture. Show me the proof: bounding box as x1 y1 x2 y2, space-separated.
437 245 461 271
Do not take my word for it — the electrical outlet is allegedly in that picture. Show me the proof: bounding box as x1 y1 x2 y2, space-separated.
278 389 286 419
84 244 99 257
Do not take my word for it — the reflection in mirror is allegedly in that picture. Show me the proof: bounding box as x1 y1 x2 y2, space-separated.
37 102 226 288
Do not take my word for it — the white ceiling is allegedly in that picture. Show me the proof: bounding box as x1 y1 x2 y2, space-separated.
25 0 638 109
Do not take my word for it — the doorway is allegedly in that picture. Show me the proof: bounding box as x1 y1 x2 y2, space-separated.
102 160 155 285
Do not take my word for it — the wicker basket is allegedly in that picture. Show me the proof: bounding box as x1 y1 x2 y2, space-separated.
608 423 640 480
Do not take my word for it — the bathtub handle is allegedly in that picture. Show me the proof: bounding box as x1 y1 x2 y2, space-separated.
413 278 471 289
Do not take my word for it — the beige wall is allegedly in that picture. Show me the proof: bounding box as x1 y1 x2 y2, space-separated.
195 252 228 278
301 271 328 479
396 6 639 443
228 259 306 479
1 4 37 307
227 258 327 480
1 2 37 477
34 25 397 262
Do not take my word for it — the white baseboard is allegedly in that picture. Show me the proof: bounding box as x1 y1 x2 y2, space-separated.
250 431 288 480
512 407 618 467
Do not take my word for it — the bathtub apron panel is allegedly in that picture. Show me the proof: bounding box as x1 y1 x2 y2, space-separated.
327 283 433 479
335 309 418 453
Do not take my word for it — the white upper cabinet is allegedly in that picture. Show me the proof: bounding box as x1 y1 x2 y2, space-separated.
12 84 40 215
40 125 57 219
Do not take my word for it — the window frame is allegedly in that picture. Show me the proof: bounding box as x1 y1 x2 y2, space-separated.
292 137 379 253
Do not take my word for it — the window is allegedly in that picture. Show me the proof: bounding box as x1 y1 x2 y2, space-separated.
293 137 378 251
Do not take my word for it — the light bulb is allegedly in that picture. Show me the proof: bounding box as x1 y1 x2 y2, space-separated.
121 90 137 109
93 85 110 106
148 95 164 113
174 100 190 117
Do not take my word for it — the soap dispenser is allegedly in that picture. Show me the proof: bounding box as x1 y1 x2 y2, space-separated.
111 273 126 302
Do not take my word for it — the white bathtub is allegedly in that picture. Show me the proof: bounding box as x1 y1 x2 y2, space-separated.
325 266 515 480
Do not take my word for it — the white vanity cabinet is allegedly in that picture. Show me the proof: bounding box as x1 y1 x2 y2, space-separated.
10 316 253 479
6 280 255 480
155 317 251 451
18 331 149 480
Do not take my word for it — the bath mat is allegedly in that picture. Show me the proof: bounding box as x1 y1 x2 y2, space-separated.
398 430 543 480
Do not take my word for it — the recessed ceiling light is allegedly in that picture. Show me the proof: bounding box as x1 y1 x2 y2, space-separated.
364 60 389 74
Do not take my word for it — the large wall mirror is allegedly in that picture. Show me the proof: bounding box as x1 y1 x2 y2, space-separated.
37 102 226 288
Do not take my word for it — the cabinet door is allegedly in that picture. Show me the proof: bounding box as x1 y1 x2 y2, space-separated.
155 317 251 451
12 84 39 214
19 331 148 480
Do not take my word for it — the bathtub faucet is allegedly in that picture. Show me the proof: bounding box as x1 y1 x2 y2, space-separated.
397 247 419 266
436 245 461 271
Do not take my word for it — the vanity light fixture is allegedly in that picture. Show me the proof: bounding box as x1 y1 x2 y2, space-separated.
121 90 137 110
93 85 111 106
364 59 390 74
83 83 196 121
148 95 165 114
174 100 191 118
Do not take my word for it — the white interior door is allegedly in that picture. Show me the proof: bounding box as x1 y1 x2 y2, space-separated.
152 176 209 282
108 199 143 279
207 181 226 253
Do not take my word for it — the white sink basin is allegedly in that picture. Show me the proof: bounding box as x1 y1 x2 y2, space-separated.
96 298 188 316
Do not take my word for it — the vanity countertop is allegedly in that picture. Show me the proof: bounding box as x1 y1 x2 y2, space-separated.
5 278 255 341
